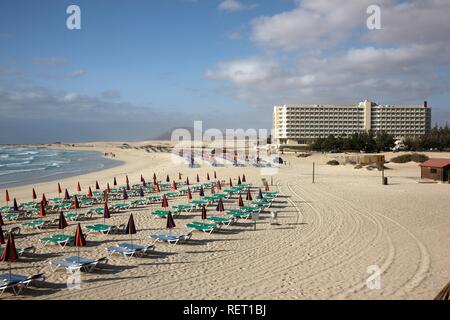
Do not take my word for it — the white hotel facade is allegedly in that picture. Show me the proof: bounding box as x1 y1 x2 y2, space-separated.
272 100 431 147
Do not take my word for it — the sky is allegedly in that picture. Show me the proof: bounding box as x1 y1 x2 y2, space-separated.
0 0 449 143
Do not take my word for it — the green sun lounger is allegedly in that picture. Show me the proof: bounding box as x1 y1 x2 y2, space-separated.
186 222 218 234
207 216 234 227
40 234 75 248
151 210 171 218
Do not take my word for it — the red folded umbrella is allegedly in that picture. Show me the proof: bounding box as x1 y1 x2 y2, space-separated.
186 177 190 185
201 205 207 220
207 173 210 181
153 173 157 180
77 182 82 192
74 223 86 263
139 187 144 197
58 212 68 230
229 178 233 187
13 198 18 212
242 174 246 182
32 188 37 200
5 190 10 203
123 188 128 200
64 189 70 200
0 225 5 244
246 189 253 201
73 195 80 209
166 175 170 183
211 185 215 194
113 177 117 186
265 183 270 192
42 193 48 206
217 181 222 191
126 175 130 185
57 183 62 195
187 187 192 200
106 183 111 193
103 190 108 203
258 188 263 199
214 171 217 179
238 194 244 207
39 201 46 217
140 174 144 183
87 187 93 198
162 194 169 209
199 186 205 197
1 233 18 262
142 178 147 187
216 199 225 213
95 181 100 190
126 181 130 191
103 202 110 222
0 213 4 227
237 176 242 185
178 173 182 180
155 183 161 193
172 181 177 190
196 174 200 183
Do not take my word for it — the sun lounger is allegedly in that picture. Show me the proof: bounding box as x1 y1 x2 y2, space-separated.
186 222 218 235
22 219 52 230
207 216 234 227
151 210 172 218
50 256 107 272
0 246 36 258
106 243 154 258
86 224 125 235
0 273 45 296
226 210 252 220
40 234 75 248
149 231 192 245
2 226 21 238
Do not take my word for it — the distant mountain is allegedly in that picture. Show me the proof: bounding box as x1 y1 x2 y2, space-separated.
151 127 199 141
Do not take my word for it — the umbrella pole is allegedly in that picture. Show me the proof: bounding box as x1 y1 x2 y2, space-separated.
9 262 11 279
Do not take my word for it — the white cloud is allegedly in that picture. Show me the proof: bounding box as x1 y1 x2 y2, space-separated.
218 0 256 12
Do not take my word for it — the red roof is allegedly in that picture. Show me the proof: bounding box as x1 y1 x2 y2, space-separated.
420 159 450 168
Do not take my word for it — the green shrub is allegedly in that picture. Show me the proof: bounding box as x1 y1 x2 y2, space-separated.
390 153 429 163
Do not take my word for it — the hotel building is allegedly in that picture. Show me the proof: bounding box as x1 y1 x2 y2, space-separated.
272 100 431 147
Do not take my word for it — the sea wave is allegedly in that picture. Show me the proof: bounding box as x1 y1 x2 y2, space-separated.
5 160 32 167
0 167 47 176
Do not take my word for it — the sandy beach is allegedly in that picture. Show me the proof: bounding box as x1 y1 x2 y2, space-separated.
1 141 449 300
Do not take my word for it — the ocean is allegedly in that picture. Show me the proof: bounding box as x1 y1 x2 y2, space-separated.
0 146 122 188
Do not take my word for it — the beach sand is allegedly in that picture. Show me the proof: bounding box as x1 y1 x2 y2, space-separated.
1 142 449 300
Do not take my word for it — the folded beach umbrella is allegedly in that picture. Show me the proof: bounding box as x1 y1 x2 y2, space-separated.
199 185 205 197
214 171 217 179
103 202 110 223
0 213 4 227
162 194 169 209
58 212 68 231
265 183 270 192
196 174 200 183
5 190 10 206
103 190 108 203
216 198 225 213
142 178 147 187
246 189 253 201
242 174 246 182
207 173 210 181
237 176 242 185
39 201 46 217
95 181 100 190
258 188 263 199
125 214 137 245
74 223 86 263
32 188 37 201
0 225 4 244
172 181 178 190
123 188 128 200
229 178 233 187
201 205 207 221
139 187 145 197
87 187 93 198
77 182 82 192
13 198 18 212
57 183 62 195
178 173 182 180
217 181 222 191
166 175 170 183
106 183 111 193
73 195 80 210
1 233 19 277
64 189 70 200
42 193 48 206
238 194 244 207
126 175 130 185
113 177 117 186
166 212 176 230
153 173 157 184
140 174 144 183
155 183 161 193
187 187 192 200
211 185 215 194
186 177 190 185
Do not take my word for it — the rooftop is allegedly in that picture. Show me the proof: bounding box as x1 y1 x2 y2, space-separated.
419 159 450 168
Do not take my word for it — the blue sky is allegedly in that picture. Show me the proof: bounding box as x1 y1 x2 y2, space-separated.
1 0 449 143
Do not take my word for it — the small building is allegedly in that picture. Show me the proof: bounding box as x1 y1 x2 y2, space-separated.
420 159 450 182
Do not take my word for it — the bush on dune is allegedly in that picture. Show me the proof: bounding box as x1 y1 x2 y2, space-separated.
390 153 429 163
